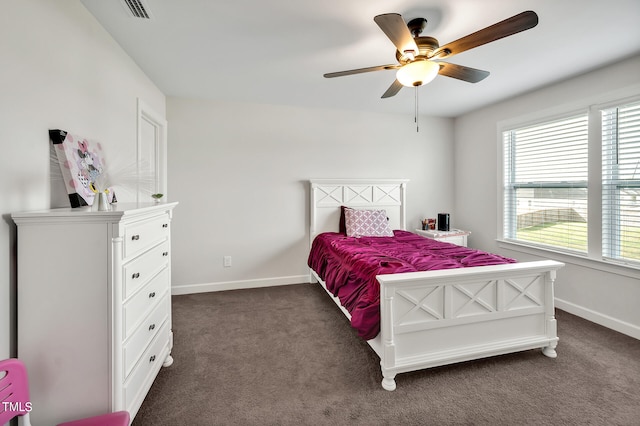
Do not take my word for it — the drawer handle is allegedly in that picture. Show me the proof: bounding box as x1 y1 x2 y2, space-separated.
149 292 156 298
131 235 140 241
162 251 169 256
149 355 156 363
149 323 156 331
132 272 140 279
162 224 168 228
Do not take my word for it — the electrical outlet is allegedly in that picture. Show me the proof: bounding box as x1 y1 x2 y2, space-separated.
223 256 232 267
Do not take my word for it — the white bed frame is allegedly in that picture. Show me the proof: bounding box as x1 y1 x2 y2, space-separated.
309 179 564 391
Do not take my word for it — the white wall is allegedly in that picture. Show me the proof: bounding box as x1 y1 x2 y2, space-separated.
454 55 640 338
167 97 454 293
0 0 165 359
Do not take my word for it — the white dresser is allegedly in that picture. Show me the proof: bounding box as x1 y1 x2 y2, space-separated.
12 202 177 425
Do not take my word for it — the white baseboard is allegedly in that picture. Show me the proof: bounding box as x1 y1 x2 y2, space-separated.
555 297 640 340
171 275 311 295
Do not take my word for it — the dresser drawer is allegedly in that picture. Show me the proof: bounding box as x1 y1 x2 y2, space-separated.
123 320 170 412
124 213 170 259
123 294 169 379
123 240 169 300
123 268 168 339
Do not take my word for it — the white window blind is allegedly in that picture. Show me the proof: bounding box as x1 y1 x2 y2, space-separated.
602 101 640 264
503 114 589 253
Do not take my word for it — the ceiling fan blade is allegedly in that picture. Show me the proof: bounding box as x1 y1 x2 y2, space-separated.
437 62 490 83
381 79 403 98
431 11 538 60
374 13 419 59
324 64 399 78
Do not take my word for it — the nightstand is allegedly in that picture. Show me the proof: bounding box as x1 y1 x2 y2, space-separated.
414 228 471 247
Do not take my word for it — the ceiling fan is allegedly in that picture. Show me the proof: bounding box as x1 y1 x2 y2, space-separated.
324 11 539 99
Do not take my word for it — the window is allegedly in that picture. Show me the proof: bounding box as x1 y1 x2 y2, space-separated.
501 98 640 267
602 101 640 263
503 114 589 253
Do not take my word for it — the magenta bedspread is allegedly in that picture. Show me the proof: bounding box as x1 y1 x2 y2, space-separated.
308 230 516 340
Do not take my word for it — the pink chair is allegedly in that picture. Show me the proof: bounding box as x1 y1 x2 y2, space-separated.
0 358 130 426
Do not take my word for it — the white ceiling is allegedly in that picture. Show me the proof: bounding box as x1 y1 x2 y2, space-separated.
81 0 640 118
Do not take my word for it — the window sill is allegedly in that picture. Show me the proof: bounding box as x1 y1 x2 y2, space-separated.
496 239 640 279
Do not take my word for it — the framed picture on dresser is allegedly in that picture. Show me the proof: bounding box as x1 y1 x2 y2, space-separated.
49 129 108 208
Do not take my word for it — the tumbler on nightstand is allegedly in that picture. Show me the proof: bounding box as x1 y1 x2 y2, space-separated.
437 213 450 231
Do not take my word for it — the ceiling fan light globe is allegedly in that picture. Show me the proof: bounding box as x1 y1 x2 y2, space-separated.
396 60 439 87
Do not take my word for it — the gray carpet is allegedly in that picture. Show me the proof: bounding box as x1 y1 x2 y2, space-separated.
133 283 640 425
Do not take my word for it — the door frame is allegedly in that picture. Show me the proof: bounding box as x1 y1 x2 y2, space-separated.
136 98 167 203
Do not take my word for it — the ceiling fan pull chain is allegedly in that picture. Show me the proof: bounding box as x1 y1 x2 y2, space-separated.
415 86 419 132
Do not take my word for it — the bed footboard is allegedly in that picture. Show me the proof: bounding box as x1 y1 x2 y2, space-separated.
376 260 564 391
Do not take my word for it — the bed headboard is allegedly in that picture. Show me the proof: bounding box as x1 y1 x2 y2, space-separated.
309 179 408 245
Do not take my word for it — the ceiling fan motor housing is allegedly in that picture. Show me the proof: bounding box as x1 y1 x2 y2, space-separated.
396 36 440 64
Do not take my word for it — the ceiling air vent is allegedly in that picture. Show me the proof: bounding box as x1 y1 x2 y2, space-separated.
121 0 152 19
